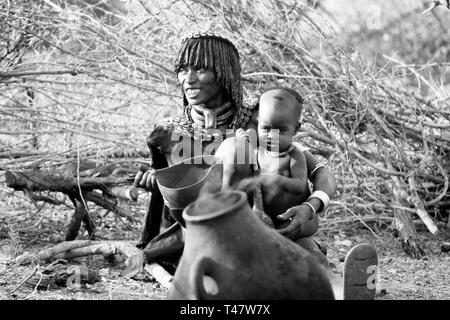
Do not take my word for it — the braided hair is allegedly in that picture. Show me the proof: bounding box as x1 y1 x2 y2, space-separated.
174 33 243 112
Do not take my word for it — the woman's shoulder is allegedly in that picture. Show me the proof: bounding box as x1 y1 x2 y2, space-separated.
155 112 188 127
147 112 188 147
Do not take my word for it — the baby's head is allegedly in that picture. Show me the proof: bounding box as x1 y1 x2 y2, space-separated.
257 87 303 152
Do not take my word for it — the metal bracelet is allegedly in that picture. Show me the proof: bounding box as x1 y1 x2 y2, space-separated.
307 190 330 212
309 162 327 177
301 202 317 216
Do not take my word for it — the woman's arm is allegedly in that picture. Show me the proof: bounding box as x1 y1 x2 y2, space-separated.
134 122 171 191
277 150 336 240
304 149 337 213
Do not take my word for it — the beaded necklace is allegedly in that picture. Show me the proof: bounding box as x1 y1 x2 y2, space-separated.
264 143 295 158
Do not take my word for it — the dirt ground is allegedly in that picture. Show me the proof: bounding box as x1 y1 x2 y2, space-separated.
0 191 449 300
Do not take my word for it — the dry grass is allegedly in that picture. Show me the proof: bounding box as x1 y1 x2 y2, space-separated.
0 0 449 243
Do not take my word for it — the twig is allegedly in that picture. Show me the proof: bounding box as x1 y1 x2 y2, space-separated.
25 272 44 300
421 1 449 15
9 265 39 294
0 70 78 78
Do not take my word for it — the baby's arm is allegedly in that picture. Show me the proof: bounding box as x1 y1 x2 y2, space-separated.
288 147 309 194
266 147 308 195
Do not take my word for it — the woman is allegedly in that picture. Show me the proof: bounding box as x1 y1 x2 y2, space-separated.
134 32 337 267
135 33 379 300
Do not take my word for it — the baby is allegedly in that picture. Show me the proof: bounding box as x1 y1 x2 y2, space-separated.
237 87 311 226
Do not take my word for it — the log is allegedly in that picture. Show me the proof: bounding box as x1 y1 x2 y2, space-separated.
5 169 139 240
85 192 137 223
14 240 93 265
24 190 68 206
54 241 145 280
144 263 173 289
40 241 172 287
5 170 133 193
15 240 145 278
66 198 95 241
107 185 139 201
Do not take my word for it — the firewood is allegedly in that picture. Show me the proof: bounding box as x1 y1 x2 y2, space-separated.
85 192 137 223
5 170 133 193
14 240 93 265
24 261 100 290
5 168 138 239
66 198 95 241
144 263 173 289
107 185 139 201
13 240 149 283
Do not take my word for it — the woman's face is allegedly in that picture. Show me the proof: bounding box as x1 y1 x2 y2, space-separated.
177 65 223 107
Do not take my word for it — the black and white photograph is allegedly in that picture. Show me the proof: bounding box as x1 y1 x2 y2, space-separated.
0 0 449 306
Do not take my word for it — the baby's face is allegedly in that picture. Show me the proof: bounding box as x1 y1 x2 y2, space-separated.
258 100 297 153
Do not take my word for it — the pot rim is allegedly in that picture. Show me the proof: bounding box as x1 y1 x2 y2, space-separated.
182 190 247 222
155 155 219 192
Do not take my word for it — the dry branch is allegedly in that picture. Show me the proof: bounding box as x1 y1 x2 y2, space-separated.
15 240 145 278
5 165 139 239
1 0 449 259
5 170 133 193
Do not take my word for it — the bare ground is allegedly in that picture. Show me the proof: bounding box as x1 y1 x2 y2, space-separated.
0 191 449 300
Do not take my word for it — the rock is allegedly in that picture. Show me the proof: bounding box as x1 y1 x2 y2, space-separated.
378 288 388 296
335 239 352 247
441 242 450 253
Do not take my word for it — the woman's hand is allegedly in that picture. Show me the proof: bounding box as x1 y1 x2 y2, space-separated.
276 204 318 240
134 166 159 193
235 128 258 147
235 128 250 140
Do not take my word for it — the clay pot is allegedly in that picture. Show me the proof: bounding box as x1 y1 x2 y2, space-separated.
154 155 223 227
167 191 334 300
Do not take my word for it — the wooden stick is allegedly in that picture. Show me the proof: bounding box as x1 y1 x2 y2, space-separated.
85 192 137 223
107 185 139 201
5 170 133 193
9 265 39 294
15 240 93 265
406 175 438 235
144 263 173 289
65 198 92 241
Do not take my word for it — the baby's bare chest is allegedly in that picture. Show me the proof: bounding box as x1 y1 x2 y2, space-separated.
257 152 291 177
